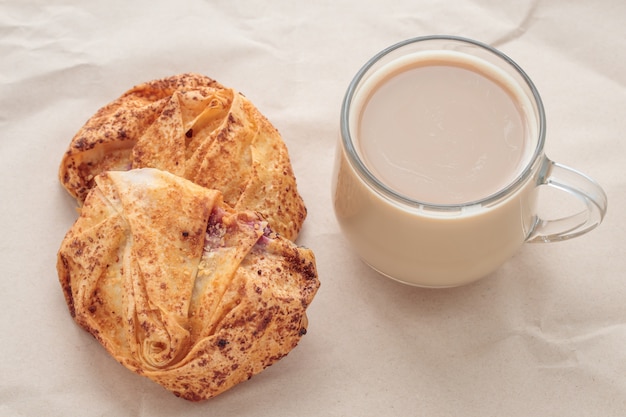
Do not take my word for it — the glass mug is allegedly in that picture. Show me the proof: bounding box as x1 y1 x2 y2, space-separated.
332 35 607 288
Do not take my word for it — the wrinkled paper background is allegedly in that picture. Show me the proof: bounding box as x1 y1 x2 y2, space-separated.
2 0 625 416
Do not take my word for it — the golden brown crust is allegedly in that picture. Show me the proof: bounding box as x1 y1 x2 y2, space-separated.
57 168 319 401
59 73 306 240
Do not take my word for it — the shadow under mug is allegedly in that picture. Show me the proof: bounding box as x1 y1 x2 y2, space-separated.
332 35 607 288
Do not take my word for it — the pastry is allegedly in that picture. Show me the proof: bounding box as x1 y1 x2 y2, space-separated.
58 73 306 240
56 168 319 401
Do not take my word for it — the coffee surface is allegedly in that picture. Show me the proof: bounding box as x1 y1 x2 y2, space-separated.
357 59 530 204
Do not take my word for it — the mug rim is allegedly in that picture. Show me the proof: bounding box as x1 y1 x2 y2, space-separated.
340 35 547 211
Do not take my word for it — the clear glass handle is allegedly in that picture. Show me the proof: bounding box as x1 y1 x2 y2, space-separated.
527 158 608 243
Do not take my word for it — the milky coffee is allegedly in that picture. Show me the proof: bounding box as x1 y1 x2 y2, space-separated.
334 40 606 287
353 51 535 205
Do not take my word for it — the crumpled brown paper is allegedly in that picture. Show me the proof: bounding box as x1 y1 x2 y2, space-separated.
1 0 625 416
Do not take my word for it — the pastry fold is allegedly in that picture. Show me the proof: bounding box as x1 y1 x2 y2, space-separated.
59 73 306 240
57 168 319 401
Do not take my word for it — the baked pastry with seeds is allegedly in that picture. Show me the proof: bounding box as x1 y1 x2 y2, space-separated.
56 168 319 401
59 73 306 240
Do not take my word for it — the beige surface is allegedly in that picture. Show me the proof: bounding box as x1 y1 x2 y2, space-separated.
1 1 625 416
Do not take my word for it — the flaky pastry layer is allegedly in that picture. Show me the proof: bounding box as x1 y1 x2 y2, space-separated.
59 73 306 240
57 168 319 401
